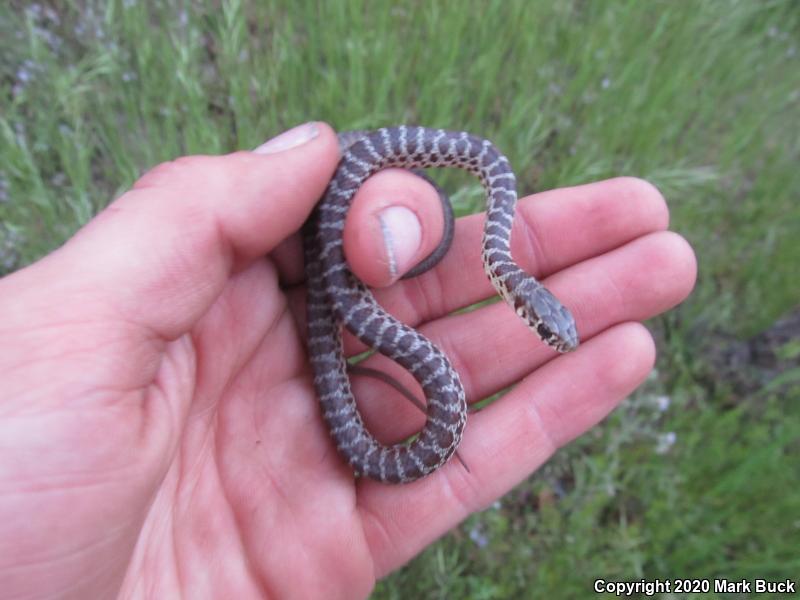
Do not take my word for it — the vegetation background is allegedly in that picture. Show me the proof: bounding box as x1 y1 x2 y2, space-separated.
1 1 798 597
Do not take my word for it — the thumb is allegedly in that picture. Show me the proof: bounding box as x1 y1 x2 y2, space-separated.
2 121 340 340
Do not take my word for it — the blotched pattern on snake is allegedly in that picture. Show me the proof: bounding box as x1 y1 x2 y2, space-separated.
303 126 578 484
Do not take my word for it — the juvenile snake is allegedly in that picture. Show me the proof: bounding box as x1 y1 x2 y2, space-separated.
303 126 578 484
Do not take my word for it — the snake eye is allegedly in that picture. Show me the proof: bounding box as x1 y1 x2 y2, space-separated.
536 322 553 340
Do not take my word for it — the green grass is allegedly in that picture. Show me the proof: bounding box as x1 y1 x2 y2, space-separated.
2 0 799 597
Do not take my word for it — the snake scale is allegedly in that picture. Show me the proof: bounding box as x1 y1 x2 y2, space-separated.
303 126 578 484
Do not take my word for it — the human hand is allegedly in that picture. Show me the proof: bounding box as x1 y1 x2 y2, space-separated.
0 122 696 599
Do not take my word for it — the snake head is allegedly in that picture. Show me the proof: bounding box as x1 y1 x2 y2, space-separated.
513 281 579 353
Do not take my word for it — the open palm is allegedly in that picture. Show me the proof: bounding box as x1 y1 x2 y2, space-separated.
0 123 695 599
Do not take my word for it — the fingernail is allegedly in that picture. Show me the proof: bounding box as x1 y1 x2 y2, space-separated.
253 122 319 154
378 206 422 279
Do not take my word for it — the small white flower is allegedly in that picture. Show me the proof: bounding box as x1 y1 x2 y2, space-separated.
468 524 489 548
16 67 31 83
655 431 677 454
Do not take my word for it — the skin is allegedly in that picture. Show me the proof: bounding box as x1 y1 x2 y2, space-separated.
0 122 696 599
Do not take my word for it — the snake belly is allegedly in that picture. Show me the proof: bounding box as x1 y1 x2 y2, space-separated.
303 126 578 484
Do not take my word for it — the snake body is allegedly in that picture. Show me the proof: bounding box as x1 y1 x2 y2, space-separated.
303 126 578 484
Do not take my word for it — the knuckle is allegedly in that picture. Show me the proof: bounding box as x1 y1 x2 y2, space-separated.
133 155 228 192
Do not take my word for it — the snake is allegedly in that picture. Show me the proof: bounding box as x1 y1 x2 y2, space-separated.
303 126 578 484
